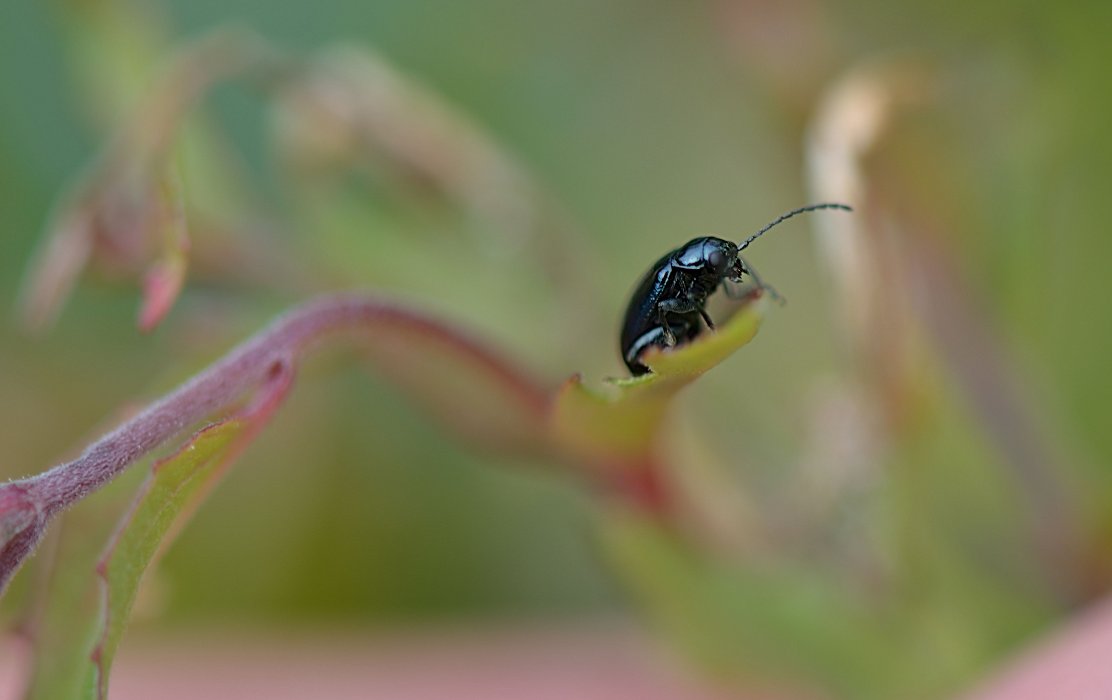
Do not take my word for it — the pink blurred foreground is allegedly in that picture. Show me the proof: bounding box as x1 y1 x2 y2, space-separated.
0 624 774 700
5 601 1112 700
963 596 1112 700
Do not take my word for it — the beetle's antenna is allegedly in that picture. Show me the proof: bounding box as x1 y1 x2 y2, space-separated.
737 203 853 251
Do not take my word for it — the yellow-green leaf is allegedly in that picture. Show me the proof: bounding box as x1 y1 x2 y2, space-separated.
85 420 245 699
549 296 769 466
23 420 246 700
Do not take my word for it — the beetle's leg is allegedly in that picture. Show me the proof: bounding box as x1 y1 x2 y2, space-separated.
655 305 683 346
723 278 771 301
698 307 715 331
722 280 744 299
734 255 785 304
657 297 700 345
655 305 676 346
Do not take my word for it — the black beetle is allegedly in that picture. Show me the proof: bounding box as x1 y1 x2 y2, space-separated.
620 203 852 375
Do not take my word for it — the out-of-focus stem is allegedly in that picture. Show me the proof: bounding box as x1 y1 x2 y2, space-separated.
806 61 1090 601
0 294 550 594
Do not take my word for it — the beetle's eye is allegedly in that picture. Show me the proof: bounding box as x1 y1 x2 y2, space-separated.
707 249 726 270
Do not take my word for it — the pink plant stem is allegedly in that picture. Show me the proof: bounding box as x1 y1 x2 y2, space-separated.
1 293 549 593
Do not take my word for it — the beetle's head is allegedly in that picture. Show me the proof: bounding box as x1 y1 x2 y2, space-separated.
702 238 738 278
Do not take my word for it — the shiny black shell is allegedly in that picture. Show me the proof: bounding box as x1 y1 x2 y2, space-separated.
620 236 740 375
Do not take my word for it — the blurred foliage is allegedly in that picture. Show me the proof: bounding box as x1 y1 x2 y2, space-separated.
2 0 1112 698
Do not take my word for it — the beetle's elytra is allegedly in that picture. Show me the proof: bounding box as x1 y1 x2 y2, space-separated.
619 203 852 375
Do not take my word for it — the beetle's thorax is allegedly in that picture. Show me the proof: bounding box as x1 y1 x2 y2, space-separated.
669 236 737 290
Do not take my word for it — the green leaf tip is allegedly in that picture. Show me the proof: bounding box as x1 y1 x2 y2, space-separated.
626 294 769 385
549 296 770 466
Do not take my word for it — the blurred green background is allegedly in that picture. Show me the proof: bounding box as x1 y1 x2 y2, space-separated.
1 0 1111 696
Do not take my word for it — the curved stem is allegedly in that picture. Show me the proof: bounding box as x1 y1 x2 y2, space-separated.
1 293 550 594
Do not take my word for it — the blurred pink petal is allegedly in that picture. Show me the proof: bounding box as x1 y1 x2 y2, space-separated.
964 596 1112 700
137 252 186 332
18 210 95 332
136 168 190 333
